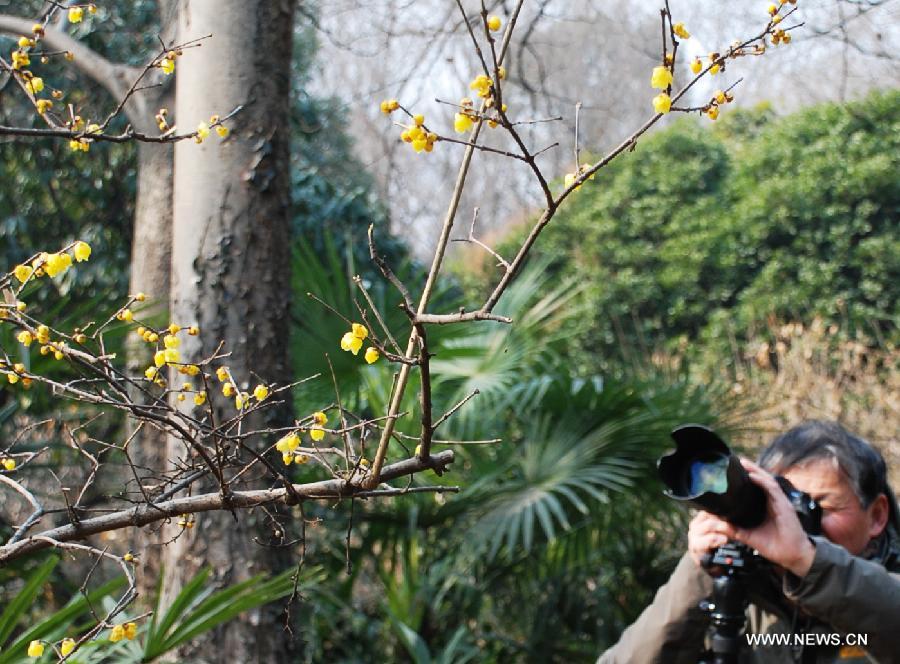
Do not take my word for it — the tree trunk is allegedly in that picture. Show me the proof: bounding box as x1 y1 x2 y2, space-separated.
161 1 297 661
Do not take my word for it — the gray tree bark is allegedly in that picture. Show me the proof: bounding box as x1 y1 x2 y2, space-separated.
161 1 297 660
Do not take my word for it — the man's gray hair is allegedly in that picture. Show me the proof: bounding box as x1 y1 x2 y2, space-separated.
758 420 899 531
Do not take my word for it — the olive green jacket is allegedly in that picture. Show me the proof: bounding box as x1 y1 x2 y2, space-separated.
597 534 900 664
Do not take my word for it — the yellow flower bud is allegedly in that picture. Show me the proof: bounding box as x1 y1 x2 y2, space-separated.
650 66 673 90
487 15 501 31
652 92 672 114
60 638 76 656
254 384 269 401
2 458 15 471
27 640 44 657
364 347 380 364
673 22 690 39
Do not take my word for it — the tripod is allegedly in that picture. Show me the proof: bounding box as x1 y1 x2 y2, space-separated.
697 541 755 664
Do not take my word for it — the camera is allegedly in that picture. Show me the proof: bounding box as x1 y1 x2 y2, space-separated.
658 424 821 535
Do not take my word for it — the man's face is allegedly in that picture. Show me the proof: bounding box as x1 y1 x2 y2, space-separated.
782 459 886 556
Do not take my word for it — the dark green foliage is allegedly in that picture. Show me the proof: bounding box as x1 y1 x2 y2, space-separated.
518 91 899 373
292 261 722 663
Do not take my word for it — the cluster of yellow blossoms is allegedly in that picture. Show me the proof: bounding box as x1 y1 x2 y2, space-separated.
340 323 379 364
275 411 328 465
27 632 87 658
195 114 230 144
768 0 797 47
13 241 91 283
141 323 203 395
380 101 437 153
1 457 16 471
705 89 734 121
68 4 98 24
10 9 96 133
454 66 508 134
6 243 93 387
400 115 438 154
648 15 689 116
108 621 138 642
214 365 271 410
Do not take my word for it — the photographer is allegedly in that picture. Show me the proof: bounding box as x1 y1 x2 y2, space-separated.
598 421 900 664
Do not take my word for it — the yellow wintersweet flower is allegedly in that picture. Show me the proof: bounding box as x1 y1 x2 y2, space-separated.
163 334 180 349
45 252 71 277
364 347 380 364
564 172 578 190
216 366 229 382
195 122 210 143
673 22 690 39
253 384 269 401
652 92 672 114
69 6 84 23
469 74 492 98
159 58 175 75
340 332 362 355
296 454 309 464
60 637 76 656
194 391 207 406
706 105 720 120
310 427 325 441
124 622 137 640
186 364 200 376
216 125 229 138
312 411 327 426
18 36 33 48
222 382 235 397
282 452 293 465
12 50 30 70
73 241 91 261
454 112 474 134
650 66 673 90
164 348 180 364
690 58 702 74
275 432 300 452
487 15 502 31
25 77 44 94
36 325 50 344
109 624 125 643
36 99 53 114
17 330 34 347
8 373 20 384
154 350 166 368
27 640 44 657
144 366 157 380
2 458 15 471
14 264 33 283
710 63 721 75
351 323 368 339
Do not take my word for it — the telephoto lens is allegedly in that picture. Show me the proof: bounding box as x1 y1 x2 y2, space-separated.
658 424 767 528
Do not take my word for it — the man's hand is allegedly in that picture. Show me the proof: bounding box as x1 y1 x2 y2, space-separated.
687 459 816 577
